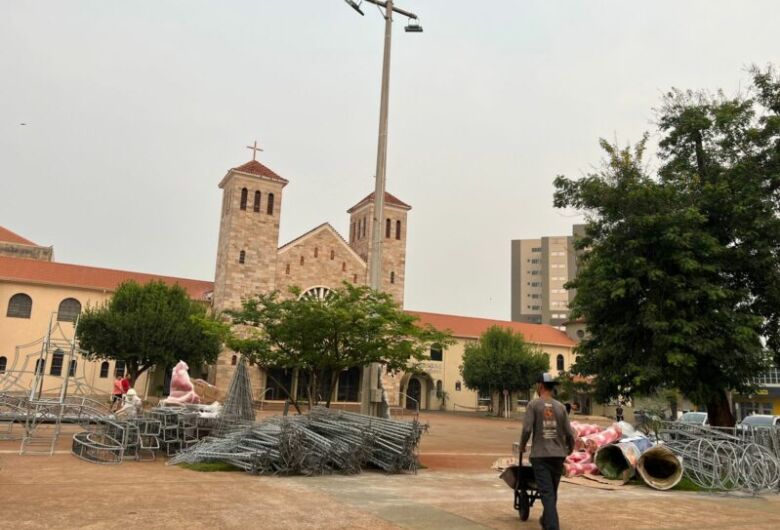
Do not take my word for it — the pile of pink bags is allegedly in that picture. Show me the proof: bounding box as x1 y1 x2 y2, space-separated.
564 422 623 477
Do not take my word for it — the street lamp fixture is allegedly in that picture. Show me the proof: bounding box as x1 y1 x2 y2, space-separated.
343 0 365 16
342 0 423 416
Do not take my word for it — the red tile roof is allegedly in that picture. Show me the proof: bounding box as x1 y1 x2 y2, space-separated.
231 160 289 184
407 310 576 347
0 226 38 246
347 191 411 213
0 256 213 299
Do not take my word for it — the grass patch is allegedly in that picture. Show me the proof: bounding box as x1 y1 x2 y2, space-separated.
673 477 704 492
178 462 242 473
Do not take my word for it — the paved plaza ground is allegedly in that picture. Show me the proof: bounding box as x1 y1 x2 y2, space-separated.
1 411 779 529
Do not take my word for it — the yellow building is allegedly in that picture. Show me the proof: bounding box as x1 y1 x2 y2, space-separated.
0 226 212 399
402 311 576 412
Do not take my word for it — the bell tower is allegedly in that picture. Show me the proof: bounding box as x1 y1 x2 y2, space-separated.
347 191 411 305
213 144 289 313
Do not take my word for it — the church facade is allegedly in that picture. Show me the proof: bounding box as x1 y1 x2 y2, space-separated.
209 156 412 405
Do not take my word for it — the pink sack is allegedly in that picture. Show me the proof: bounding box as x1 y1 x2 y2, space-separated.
564 462 599 477
565 451 592 464
582 425 623 454
570 421 602 437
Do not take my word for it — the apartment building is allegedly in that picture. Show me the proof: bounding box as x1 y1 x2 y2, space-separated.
510 225 584 327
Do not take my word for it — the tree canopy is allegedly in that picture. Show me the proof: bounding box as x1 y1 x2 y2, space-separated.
77 281 226 381
227 282 453 409
461 326 549 414
554 67 780 426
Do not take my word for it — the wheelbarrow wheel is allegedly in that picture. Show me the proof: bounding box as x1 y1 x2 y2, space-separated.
518 490 530 521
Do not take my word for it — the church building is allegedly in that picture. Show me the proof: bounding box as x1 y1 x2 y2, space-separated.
0 147 576 412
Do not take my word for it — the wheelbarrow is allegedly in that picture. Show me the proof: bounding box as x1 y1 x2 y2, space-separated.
499 451 542 521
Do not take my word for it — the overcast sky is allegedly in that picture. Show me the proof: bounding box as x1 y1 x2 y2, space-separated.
1 1 778 320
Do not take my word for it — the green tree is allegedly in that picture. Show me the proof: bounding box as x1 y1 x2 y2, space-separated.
554 68 780 426
228 282 452 410
77 281 227 382
461 326 549 415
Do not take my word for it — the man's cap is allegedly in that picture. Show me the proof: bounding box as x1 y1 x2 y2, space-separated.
536 372 560 385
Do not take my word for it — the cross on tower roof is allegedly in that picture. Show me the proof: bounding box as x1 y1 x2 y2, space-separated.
246 140 263 161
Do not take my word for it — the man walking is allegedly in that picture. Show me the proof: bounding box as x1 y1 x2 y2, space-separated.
518 373 576 530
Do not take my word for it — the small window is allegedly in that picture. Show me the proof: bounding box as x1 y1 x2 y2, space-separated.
231 355 237 366
395 220 401 240
330 250 335 260
300 256 305 265
0 356 7 374
436 380 443 397
35 359 45 375
68 359 77 377
253 191 261 212
314 247 319 258
390 271 395 284
386 219 391 238
115 360 125 377
353 274 357 283
350 222 355 242
240 187 248 210
455 381 462 392
99 361 110 378
556 354 564 371
267 193 275 215
57 298 81 322
430 344 443 361
50 350 64 376
239 250 246 264
285 263 290 275
342 262 346 272
362 217 367 238
7 293 32 318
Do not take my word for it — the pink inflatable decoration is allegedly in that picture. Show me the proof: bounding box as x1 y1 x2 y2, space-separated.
163 360 201 405
565 451 592 465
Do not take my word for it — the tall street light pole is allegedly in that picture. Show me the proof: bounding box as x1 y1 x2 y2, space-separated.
343 0 423 415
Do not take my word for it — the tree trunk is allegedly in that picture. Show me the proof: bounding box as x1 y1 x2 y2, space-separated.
706 389 735 427
693 130 706 180
325 371 339 408
265 371 302 415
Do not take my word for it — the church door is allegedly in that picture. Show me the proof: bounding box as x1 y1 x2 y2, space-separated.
406 378 421 411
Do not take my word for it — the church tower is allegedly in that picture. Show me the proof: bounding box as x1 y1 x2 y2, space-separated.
347 191 411 305
212 149 288 313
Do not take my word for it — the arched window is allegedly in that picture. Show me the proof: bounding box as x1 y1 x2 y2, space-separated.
390 271 395 284
57 298 81 322
267 193 275 215
342 262 346 272
556 354 564 371
240 187 248 210
50 350 64 376
350 222 355 242
231 355 237 366
314 247 319 258
7 293 32 318
300 256 305 265
99 361 110 378
330 250 335 260
285 263 290 275
253 191 261 212
68 359 77 377
352 274 357 283
576 329 585 339
239 250 246 264
395 220 402 240
385 218 391 238
363 217 367 237
35 359 45 375
114 360 125 377
430 344 443 361
455 381 462 391
0 356 7 374
436 380 443 397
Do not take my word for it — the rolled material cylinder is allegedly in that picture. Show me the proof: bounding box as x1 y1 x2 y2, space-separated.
636 445 683 491
594 438 652 483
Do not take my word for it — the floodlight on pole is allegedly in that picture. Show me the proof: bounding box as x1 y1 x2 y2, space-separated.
341 0 423 417
344 0 365 16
